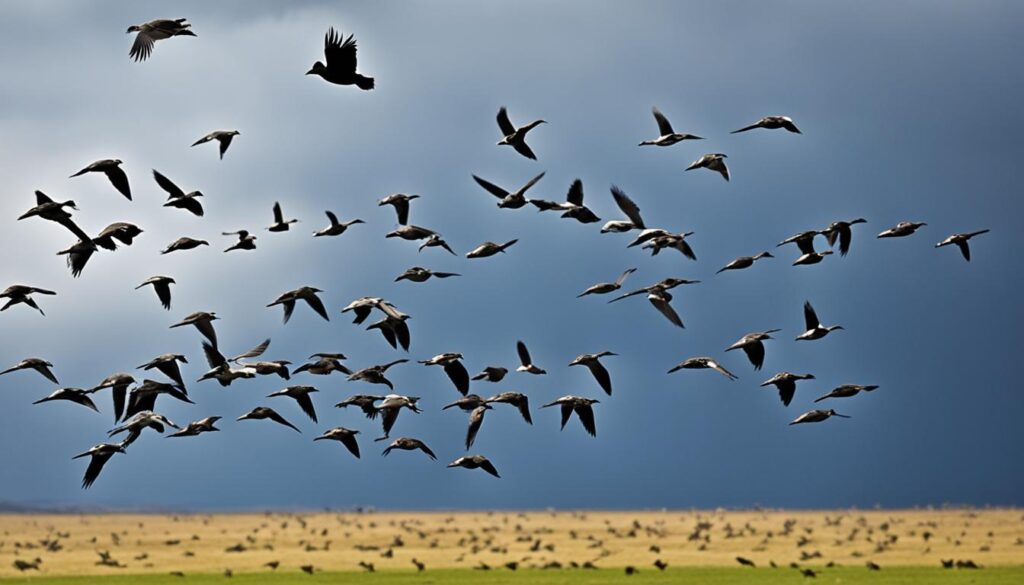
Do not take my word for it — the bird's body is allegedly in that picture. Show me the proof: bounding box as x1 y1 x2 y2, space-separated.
485 392 532 424
668 357 738 380
314 427 361 458
238 406 301 432
471 366 508 383
878 221 927 238
718 251 773 274
732 115 801 134
168 416 222 437
419 353 470 395
447 455 500 477
268 386 320 423
789 409 850 426
314 211 364 237
822 218 867 256
73 443 126 489
222 230 256 253
268 286 329 323
466 239 518 259
135 276 175 310
515 341 546 375
267 202 298 232
814 384 879 403
1 358 58 384
378 193 419 225
161 237 208 254
0 284 56 316
33 388 99 412
578 268 637 298
170 311 219 347
601 186 646 233
396 267 460 283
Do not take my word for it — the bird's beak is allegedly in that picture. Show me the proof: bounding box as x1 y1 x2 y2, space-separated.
305 68 316 75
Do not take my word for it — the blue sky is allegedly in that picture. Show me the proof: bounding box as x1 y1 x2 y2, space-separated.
0 0 1022 510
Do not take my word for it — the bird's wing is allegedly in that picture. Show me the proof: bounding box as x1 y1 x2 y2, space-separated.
731 122 762 134
380 407 399 435
394 200 411 225
778 382 796 407
614 268 636 286
478 458 500 478
956 241 971 261
267 409 301 432
394 320 411 352
35 190 55 204
652 107 674 135
295 393 318 423
272 202 284 223
513 141 537 160
304 294 330 321
57 218 92 243
152 170 185 198
129 31 156 62
650 295 684 328
559 402 573 430
191 134 213 146
104 167 132 200
280 299 296 324
517 396 533 425
203 342 227 368
838 227 852 256
82 451 114 489
444 361 470 396
417 440 437 460
153 281 172 310
472 175 508 199
521 171 546 193
496 107 515 136
796 236 816 255
232 339 270 362
742 342 766 371
219 135 233 159
588 362 613 396
516 341 532 367
803 302 820 329
565 179 584 206
112 386 127 423
194 318 218 347
324 27 358 74
339 432 360 458
466 409 485 449
575 404 597 437
324 210 339 225
679 240 697 261
611 186 644 228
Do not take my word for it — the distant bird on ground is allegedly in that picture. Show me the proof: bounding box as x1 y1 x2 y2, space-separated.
267 202 298 232
601 186 646 233
170 311 219 347
109 411 179 445
378 193 419 225
570 352 617 395
668 357 737 380
472 367 507 383
154 170 204 216
473 172 545 209
382 436 434 461
736 556 756 567
127 19 195 61
1 358 58 384
577 268 637 298
639 106 702 146
314 211 364 237
419 353 470 395
419 234 457 255
496 107 546 160
1 284 56 315
307 27 374 90
33 388 99 412
761 372 816 407
222 230 256 252
732 116 802 134
443 394 486 412
936 230 989 261
238 406 300 432
396 267 460 283
467 239 518 259
822 218 867 256
348 359 407 389
135 276 175 310
516 341 546 375
268 287 329 323
73 443 126 489
543 396 599 437
12 558 42 571
168 416 222 437
789 409 850 426
447 454 500 477
878 221 927 238
465 405 492 449
718 252 773 274
137 353 188 388
814 384 879 403
796 301 843 341
686 154 730 181
161 237 208 254
191 130 240 160
725 330 780 370
19 191 90 241
268 386 320 423
314 427 361 458
486 392 532 424
70 159 131 200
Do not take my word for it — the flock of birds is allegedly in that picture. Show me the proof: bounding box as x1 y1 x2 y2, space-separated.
1 18 993 494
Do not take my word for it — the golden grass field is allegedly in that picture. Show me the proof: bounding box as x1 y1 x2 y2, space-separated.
1 509 1021 578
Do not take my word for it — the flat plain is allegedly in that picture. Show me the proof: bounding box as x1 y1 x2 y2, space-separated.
1 509 1021 583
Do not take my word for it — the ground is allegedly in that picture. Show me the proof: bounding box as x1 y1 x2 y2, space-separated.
1 509 1021 583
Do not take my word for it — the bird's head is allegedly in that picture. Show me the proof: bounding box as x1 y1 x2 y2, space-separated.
63 200 79 210
496 136 510 146
126 25 141 34
306 61 326 76
113 159 124 165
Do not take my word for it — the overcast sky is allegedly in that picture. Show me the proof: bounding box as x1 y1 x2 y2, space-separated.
1 0 1022 511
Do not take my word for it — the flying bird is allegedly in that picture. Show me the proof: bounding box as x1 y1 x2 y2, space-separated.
789 409 850 426
496 107 546 160
685 154 730 181
1 358 58 384
314 427 361 458
191 130 240 160
577 268 637 298
465 404 492 449
294 354 351 377
601 186 646 233
516 341 546 375
760 372 816 407
237 406 301 433
168 416 222 438
447 455 500 478
347 359 408 390
443 394 487 412
268 287 329 323
137 353 188 389
485 392 532 425
419 353 470 395
472 367 508 383
314 211 364 237
796 301 844 341
725 330 780 370
154 170 204 216
73 443 126 489
136 276 175 310
814 384 879 403
386 225 437 241
69 159 131 200
542 396 599 437
307 27 374 90
161 237 208 254
267 202 299 232
170 311 219 347
109 411 179 446
396 267 460 283
569 352 617 395
936 230 990 261
473 172 545 209
375 394 422 440
33 388 99 413
222 230 256 252
268 386 320 423
609 277 699 329
639 106 703 146
1 284 57 316
731 116 802 134
822 219 867 256
717 252 773 274
466 240 518 259
878 221 927 238
127 19 195 62
532 179 600 223
123 379 193 420
19 191 90 242
378 193 419 225
668 357 737 380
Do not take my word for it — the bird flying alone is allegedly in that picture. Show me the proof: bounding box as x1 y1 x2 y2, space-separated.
686 154 730 181
496 107 546 160
191 130 240 160
936 229 989 262
639 106 703 146
307 27 374 90
127 19 195 62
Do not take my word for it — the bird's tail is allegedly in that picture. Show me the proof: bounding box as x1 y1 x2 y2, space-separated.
355 75 375 91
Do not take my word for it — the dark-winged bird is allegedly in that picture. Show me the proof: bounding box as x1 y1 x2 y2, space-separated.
73 443 126 489
154 170 204 216
136 276 175 310
70 159 131 200
307 27 374 90
496 107 546 160
238 406 301 432
732 116 802 134
127 19 195 62
191 130 240 160
543 396 599 437
315 427 361 458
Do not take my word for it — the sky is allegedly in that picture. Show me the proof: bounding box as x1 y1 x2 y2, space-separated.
0 0 1022 511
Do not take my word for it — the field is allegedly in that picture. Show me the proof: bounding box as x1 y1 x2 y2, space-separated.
2 509 1021 583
